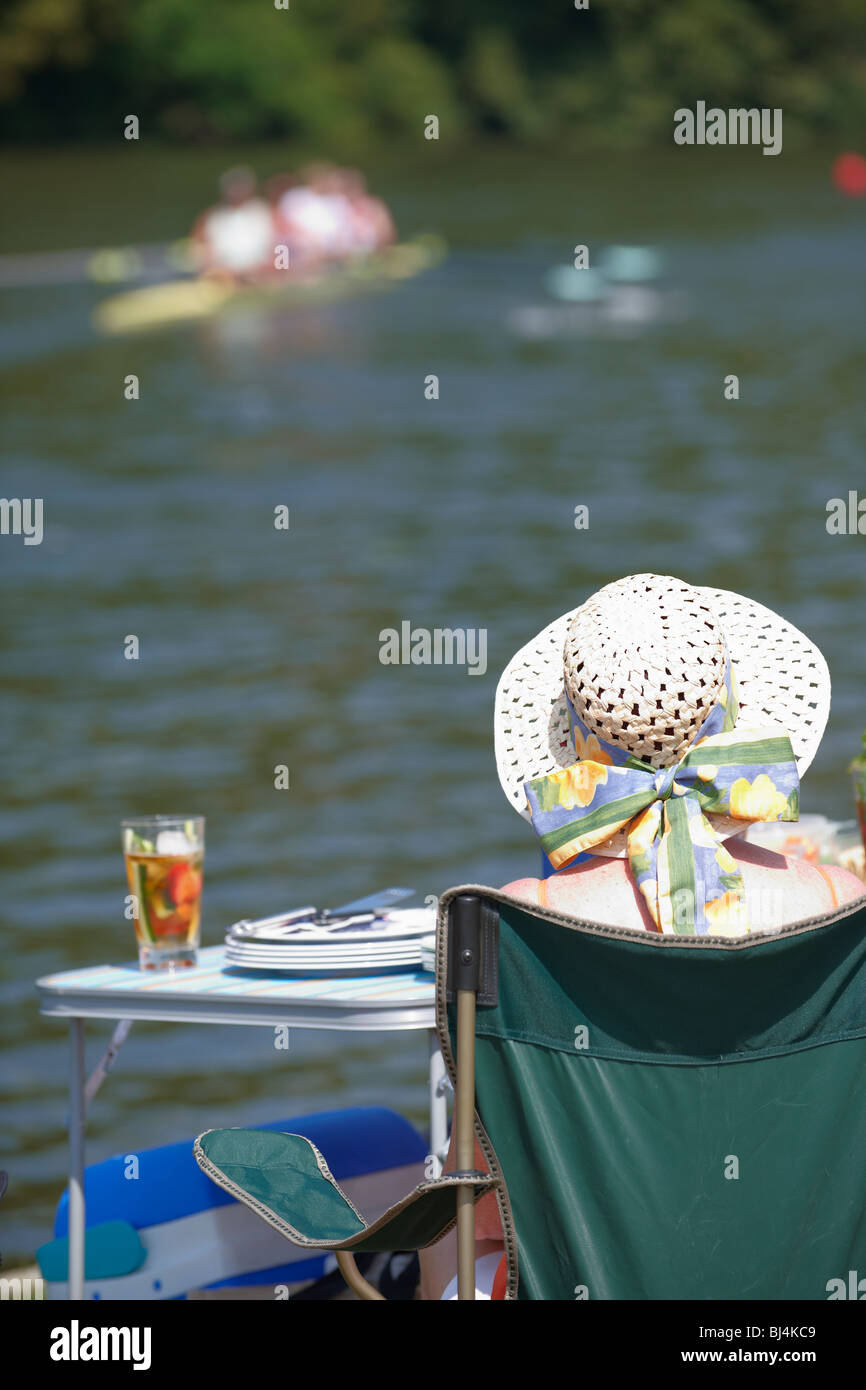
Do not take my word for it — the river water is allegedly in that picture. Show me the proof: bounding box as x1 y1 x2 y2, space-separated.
1 144 864 1263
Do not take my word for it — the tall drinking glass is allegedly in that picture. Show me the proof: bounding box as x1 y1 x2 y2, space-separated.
122 816 205 970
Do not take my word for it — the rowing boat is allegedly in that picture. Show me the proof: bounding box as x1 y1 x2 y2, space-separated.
92 235 446 336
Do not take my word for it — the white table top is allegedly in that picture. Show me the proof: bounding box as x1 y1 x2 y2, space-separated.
37 945 436 1031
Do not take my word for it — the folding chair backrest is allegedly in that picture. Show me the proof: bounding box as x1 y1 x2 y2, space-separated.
438 886 866 1301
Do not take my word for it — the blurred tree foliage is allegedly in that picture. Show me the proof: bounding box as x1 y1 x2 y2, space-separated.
1 0 865 144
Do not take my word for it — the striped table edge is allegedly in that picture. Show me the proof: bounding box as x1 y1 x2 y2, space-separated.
37 945 436 1006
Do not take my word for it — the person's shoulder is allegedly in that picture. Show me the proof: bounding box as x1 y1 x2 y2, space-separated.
500 877 541 905
814 862 866 907
770 854 866 913
192 206 218 234
502 857 653 930
500 858 628 904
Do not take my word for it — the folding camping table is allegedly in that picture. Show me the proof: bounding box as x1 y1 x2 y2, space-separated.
37 945 441 1300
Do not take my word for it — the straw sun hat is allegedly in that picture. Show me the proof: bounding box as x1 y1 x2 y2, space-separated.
495 574 830 857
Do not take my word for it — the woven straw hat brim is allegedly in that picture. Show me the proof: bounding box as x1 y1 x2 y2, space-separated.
494 585 831 858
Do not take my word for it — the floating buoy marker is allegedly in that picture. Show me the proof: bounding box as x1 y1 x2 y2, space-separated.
832 152 866 197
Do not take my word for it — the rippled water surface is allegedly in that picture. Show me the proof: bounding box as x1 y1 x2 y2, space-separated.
1 145 865 1262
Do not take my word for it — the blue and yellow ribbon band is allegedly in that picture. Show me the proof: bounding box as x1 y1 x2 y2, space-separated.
524 659 799 935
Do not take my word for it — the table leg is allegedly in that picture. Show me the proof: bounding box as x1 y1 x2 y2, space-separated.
428 1030 449 1176
68 1018 85 1300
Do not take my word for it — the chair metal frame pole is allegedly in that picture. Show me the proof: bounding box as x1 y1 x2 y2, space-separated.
336 1251 384 1300
455 986 477 1299
68 1017 85 1300
450 893 484 1301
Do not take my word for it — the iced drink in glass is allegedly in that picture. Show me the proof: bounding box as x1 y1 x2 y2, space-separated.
122 816 205 970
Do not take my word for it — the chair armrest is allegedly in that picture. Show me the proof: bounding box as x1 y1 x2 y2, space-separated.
195 1128 495 1254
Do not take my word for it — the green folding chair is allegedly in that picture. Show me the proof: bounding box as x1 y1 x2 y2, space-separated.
195 883 866 1300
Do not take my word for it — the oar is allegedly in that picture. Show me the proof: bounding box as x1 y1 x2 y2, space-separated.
0 238 199 290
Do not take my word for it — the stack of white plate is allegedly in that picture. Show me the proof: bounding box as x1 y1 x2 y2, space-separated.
224 908 436 977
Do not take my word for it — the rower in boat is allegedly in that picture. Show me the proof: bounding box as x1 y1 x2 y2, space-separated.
341 169 397 256
273 163 345 268
272 165 397 268
191 167 275 283
268 169 329 272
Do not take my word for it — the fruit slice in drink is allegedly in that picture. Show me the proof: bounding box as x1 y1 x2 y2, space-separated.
125 851 204 964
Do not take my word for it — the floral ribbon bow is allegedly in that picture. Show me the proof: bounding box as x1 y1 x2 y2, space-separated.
524 659 800 935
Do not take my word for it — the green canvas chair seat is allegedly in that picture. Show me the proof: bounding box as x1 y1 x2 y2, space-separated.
194 1127 494 1257
195 883 866 1299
